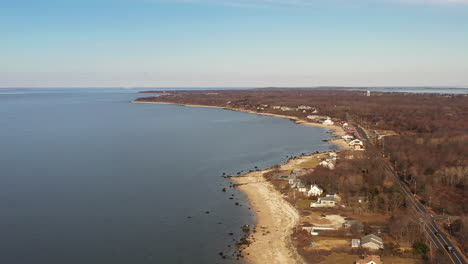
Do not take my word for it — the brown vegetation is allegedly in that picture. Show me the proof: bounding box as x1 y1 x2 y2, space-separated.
136 88 468 257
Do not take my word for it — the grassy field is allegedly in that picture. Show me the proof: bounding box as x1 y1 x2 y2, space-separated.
311 236 349 249
295 154 327 169
277 181 289 189
320 253 358 264
382 256 423 264
295 199 314 209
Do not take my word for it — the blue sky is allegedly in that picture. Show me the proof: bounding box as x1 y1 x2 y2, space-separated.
1 0 467 87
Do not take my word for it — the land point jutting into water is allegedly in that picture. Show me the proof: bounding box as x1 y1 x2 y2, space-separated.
134 88 468 264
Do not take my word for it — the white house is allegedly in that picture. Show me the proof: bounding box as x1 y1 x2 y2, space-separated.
355 255 382 264
361 234 384 250
307 184 323 197
307 115 320 120
349 139 364 146
298 105 312 110
320 159 336 170
280 106 294 111
342 134 354 140
322 118 334 126
349 139 365 150
272 106 281 110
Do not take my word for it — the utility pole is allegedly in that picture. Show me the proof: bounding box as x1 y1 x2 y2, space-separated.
382 137 385 155
429 237 433 260
447 216 452 235
414 180 417 196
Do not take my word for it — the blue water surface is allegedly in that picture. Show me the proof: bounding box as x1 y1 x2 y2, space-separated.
0 89 333 264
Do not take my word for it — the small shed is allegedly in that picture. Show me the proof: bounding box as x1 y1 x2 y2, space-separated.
351 239 361 248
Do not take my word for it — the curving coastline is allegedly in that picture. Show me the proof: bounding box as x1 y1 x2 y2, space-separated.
132 100 348 146
132 100 349 264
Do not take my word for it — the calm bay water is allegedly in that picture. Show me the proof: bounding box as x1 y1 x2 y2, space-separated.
0 89 333 264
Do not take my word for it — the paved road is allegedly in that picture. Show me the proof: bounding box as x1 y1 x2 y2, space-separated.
352 124 466 264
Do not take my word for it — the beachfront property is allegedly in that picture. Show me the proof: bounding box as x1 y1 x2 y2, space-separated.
288 176 321 196
280 106 294 111
307 184 323 197
360 234 384 250
289 177 301 188
310 194 341 208
298 105 313 110
319 159 336 170
322 117 334 126
297 182 308 193
288 168 309 187
355 255 383 264
307 115 320 120
349 139 364 146
318 152 338 170
349 139 365 150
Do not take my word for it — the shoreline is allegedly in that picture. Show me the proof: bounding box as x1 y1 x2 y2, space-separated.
132 100 348 148
133 100 349 264
231 153 331 264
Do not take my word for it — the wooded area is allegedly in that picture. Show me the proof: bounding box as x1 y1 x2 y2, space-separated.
136 88 468 255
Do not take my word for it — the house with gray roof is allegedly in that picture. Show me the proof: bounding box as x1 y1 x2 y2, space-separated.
361 234 384 250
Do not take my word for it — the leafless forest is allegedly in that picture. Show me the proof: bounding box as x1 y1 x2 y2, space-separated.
137 88 468 256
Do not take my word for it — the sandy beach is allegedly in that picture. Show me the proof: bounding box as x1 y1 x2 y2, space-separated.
233 168 304 264
232 153 332 264
133 100 349 264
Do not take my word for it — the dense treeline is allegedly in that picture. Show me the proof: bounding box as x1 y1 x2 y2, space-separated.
302 150 407 217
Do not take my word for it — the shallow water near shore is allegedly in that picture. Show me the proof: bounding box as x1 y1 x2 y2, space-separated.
0 89 333 264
